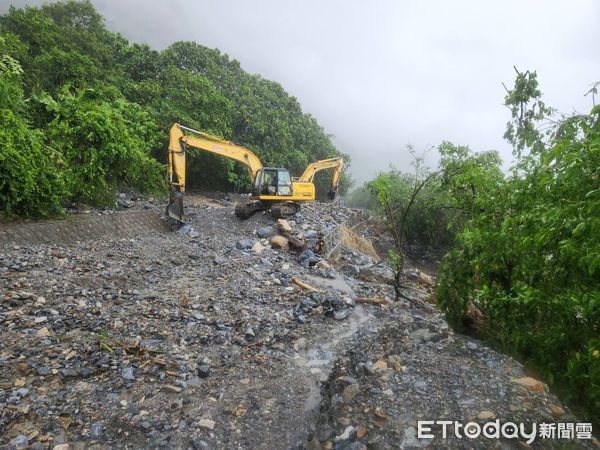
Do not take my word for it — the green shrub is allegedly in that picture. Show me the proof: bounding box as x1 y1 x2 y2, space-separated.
46 88 166 205
0 109 68 217
436 106 600 425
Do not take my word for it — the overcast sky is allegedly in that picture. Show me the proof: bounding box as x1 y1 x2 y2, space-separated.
4 0 600 183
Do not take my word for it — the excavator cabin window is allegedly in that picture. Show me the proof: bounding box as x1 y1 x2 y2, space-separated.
277 170 293 196
254 168 293 197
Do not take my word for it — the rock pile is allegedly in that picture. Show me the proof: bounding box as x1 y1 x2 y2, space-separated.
0 196 592 449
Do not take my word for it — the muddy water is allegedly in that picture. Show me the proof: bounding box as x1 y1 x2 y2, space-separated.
295 304 376 415
304 272 357 295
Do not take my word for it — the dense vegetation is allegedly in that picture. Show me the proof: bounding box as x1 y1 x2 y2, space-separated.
365 71 599 424
0 1 348 217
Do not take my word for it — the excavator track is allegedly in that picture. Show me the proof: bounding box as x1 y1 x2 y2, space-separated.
270 201 300 219
235 200 267 219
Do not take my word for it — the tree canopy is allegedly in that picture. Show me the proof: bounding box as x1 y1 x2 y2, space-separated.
0 0 348 217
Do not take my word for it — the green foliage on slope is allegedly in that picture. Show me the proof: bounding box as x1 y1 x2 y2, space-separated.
436 101 599 424
0 1 348 217
367 70 599 425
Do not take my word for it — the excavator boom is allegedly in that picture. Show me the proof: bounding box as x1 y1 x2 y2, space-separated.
296 156 345 199
166 123 263 222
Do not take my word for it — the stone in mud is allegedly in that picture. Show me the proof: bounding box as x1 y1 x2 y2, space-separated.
236 239 254 250
199 418 215 430
510 376 546 393
122 367 135 381
387 355 402 371
257 226 275 238
478 410 495 420
343 384 360 402
334 309 351 320
270 235 288 249
277 219 292 233
299 250 314 267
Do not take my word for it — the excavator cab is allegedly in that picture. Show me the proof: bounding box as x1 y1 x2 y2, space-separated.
253 168 293 197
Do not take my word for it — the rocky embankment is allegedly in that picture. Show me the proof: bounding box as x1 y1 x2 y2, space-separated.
0 196 595 449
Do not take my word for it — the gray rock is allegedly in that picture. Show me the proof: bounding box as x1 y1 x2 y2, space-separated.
401 426 421 447
343 384 360 402
176 224 192 235
61 367 78 378
15 388 29 397
197 365 210 378
414 380 427 389
79 367 94 378
89 422 103 438
339 375 358 385
257 226 275 238
466 342 478 350
334 309 351 320
191 436 209 449
334 425 356 442
305 238 318 249
298 250 314 267
122 367 135 381
459 398 476 406
409 328 434 343
304 230 318 239
8 435 28 450
236 239 255 250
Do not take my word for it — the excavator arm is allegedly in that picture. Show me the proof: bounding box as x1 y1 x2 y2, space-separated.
166 123 263 222
296 156 345 198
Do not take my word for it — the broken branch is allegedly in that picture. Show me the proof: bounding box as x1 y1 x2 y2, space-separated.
291 277 320 292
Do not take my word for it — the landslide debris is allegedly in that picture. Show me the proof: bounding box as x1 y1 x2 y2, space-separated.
0 195 592 449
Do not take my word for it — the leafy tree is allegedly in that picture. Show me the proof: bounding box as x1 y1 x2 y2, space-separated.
0 36 67 216
46 88 165 204
502 66 553 158
436 70 600 425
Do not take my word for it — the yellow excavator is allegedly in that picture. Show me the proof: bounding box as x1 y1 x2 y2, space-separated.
166 123 345 222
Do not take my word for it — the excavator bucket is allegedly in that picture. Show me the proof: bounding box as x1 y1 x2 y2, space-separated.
166 192 185 223
327 187 340 202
